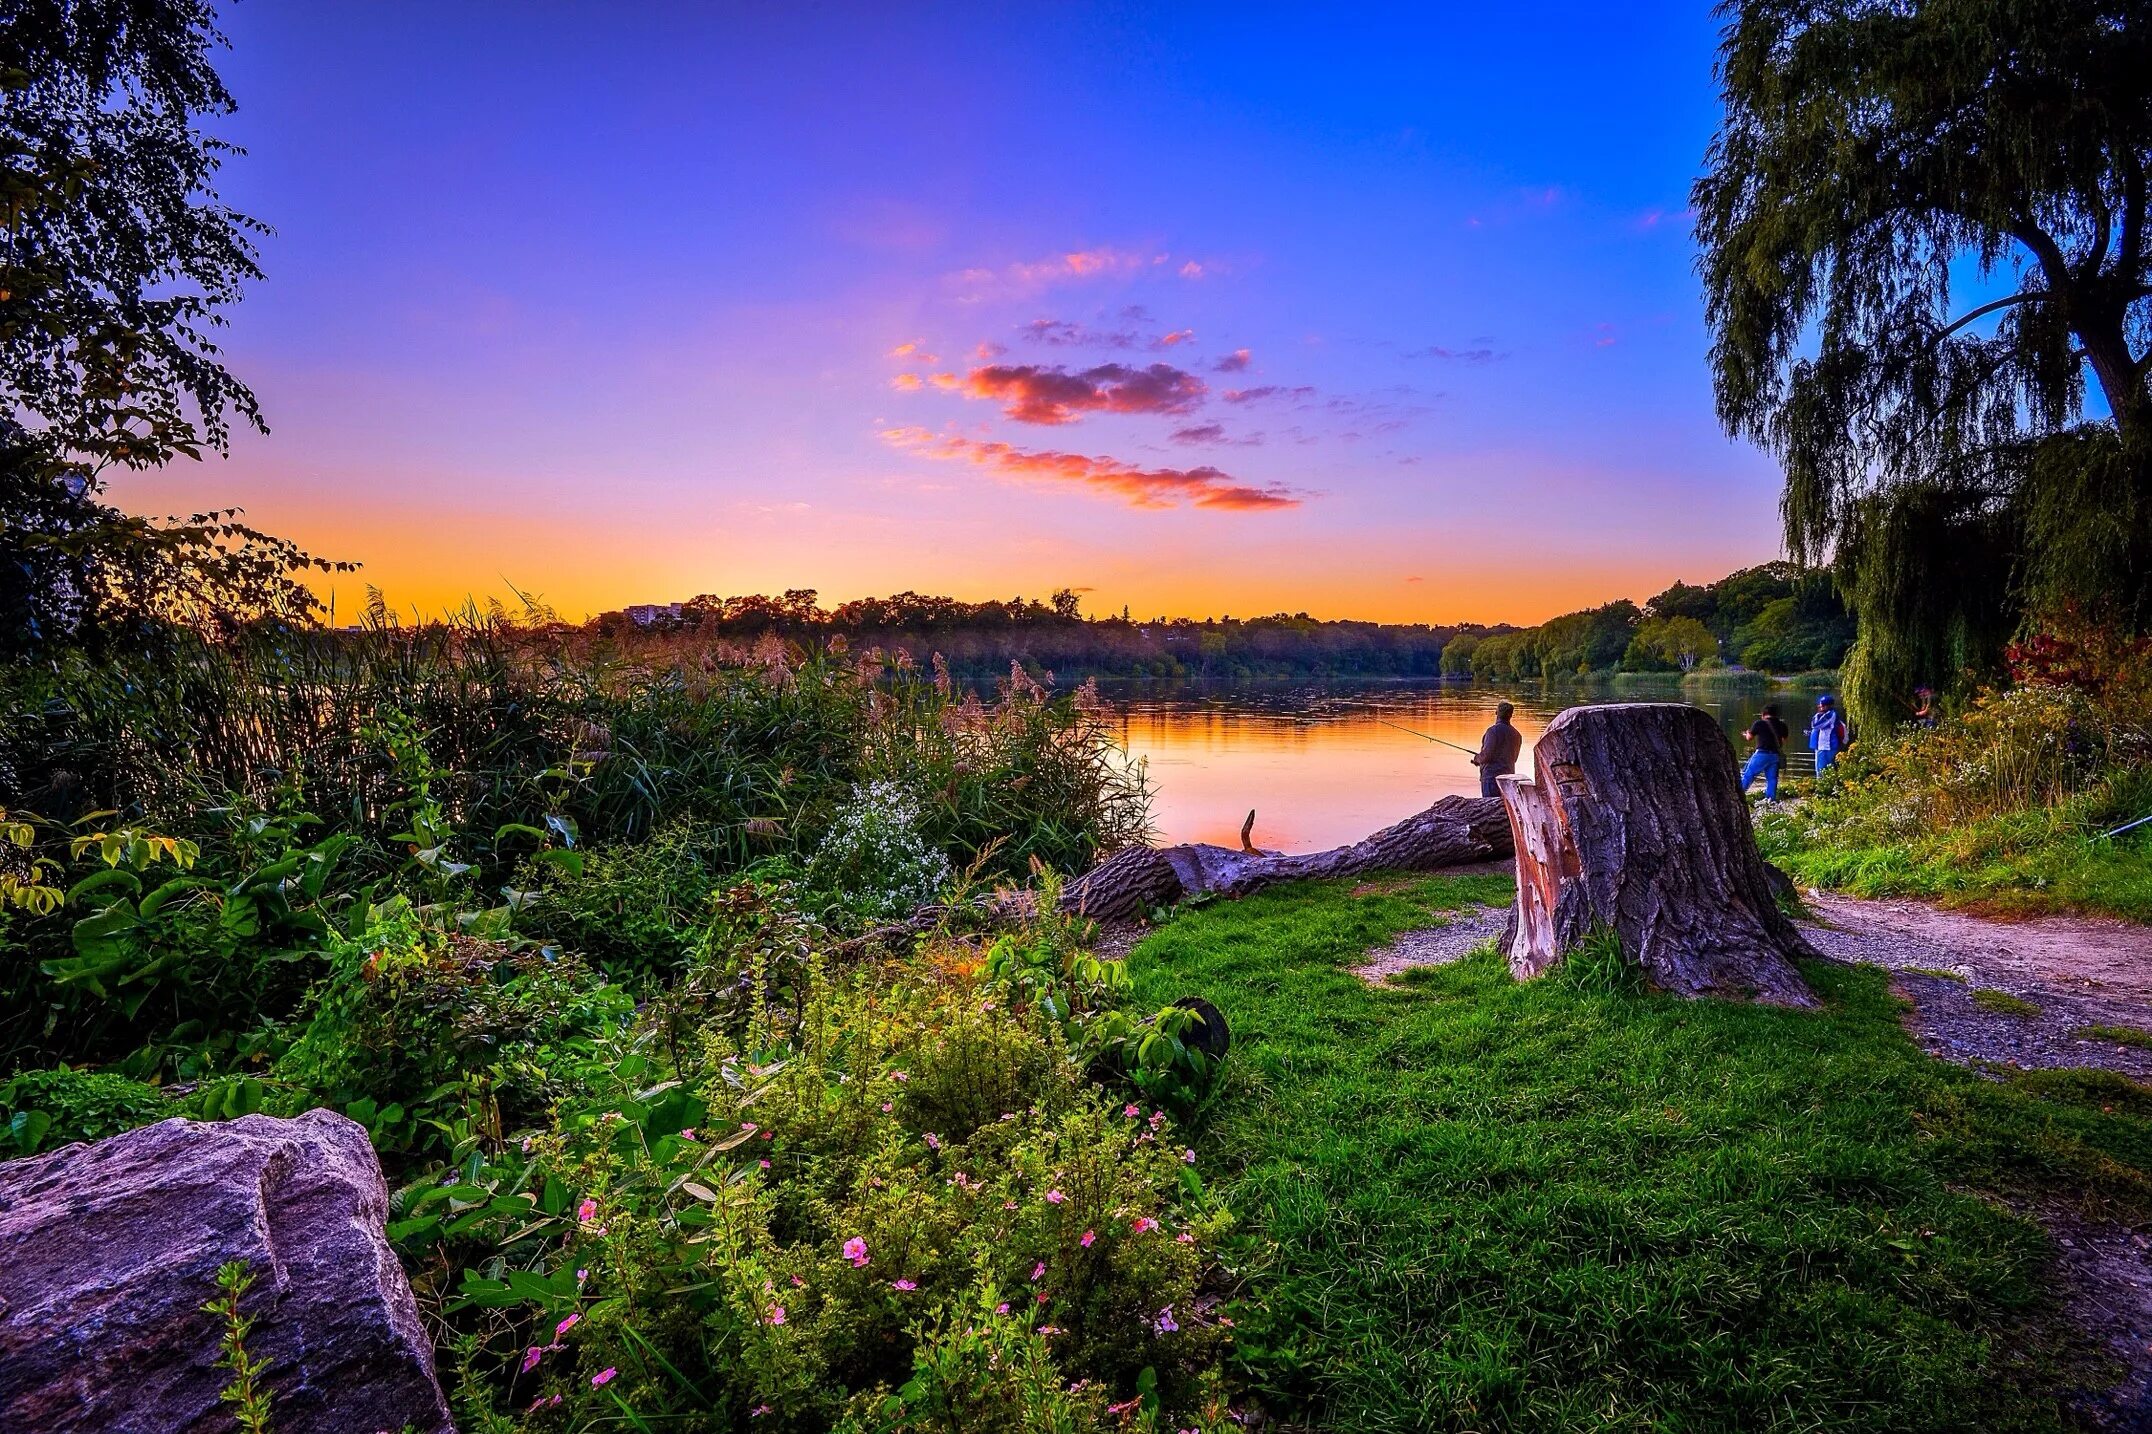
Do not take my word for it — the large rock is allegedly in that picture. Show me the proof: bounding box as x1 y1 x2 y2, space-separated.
0 1109 453 1434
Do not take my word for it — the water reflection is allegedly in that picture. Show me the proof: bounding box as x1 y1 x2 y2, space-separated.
1106 680 1824 852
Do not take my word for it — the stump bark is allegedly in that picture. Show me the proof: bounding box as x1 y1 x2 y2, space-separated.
1497 702 1814 1006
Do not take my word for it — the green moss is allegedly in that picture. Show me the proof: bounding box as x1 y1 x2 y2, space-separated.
1971 989 2044 1019
1130 873 2149 1432
2076 1024 2152 1051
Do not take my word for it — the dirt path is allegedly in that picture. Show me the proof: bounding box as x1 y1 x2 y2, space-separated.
1799 893 2152 1079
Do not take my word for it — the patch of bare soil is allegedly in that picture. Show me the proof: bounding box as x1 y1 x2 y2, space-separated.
1799 892 2152 1079
1797 891 2152 1425
1351 906 1507 983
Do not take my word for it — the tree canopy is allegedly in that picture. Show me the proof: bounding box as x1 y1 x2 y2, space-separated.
1 0 337 651
1696 0 2152 724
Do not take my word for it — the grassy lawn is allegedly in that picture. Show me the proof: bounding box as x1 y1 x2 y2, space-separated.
1128 874 2152 1432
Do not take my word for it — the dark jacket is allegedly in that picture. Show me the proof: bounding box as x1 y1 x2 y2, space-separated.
1476 719 1522 773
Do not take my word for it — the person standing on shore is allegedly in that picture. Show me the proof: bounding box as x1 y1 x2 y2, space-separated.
1740 703 1789 799
1471 701 1523 798
1808 694 1849 773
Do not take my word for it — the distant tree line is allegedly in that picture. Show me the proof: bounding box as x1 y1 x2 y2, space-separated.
590 563 1851 687
1439 562 1853 683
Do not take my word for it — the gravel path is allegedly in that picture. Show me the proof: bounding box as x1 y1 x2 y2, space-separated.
1798 893 2152 1079
1352 905 1507 983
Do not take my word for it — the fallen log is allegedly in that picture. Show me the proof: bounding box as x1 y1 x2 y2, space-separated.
1497 702 1815 1006
836 794 1513 952
1059 794 1513 923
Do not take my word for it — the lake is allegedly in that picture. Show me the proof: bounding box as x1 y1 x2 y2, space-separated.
1104 679 1831 851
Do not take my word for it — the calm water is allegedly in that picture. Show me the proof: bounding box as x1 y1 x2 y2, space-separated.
1105 680 1827 852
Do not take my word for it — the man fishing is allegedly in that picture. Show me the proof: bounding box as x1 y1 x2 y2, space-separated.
1470 701 1523 798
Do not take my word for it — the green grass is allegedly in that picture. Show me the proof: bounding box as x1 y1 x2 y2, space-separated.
1902 966 1967 982
2077 1024 2152 1050
1771 833 2152 923
1972 989 2044 1019
1130 874 2152 1432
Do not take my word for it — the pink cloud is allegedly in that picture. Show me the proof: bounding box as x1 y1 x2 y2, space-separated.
881 427 1303 511
1213 348 1252 373
1178 260 1206 279
957 362 1206 424
890 373 923 391
1156 329 1194 347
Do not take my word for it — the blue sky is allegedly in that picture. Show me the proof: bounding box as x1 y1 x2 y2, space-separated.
111 1 1789 622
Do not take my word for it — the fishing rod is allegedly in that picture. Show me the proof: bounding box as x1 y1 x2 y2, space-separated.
1371 718 1481 757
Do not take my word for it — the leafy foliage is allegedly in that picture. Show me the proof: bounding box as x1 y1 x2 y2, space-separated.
1696 0 2152 725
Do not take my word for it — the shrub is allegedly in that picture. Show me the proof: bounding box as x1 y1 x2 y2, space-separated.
804 781 953 924
0 1065 168 1155
397 898 1233 1430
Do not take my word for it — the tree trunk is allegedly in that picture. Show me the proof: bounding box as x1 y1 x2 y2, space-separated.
1060 794 1511 922
1498 703 1814 1006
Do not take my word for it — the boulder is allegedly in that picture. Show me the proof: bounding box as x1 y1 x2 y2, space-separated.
0 1109 452 1434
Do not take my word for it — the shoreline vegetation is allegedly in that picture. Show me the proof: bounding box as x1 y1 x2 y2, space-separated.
573 559 1852 689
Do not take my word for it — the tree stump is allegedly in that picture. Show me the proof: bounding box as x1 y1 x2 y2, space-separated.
1496 703 1814 1006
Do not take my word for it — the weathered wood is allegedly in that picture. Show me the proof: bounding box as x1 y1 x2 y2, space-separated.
1496 703 1814 1006
1060 794 1512 922
839 794 1515 950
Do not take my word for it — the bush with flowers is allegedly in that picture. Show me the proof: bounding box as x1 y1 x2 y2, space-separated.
1756 625 2152 916
384 881 1243 1431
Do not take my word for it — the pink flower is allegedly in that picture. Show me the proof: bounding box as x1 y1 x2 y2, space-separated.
751 1406 773 1418
576 1268 589 1283
1080 1230 1095 1248
791 1274 805 1287
520 1346 543 1374
1176 1232 1195 1244
1123 1104 1140 1118
766 1305 786 1326
1107 1396 1139 1414
555 1312 581 1338
1039 1324 1063 1336
1038 1291 1050 1304
881 1102 893 1113
892 1278 917 1291
1132 1217 1158 1234
891 1070 909 1083
758 1159 770 1169
680 1128 698 1141
1045 1189 1065 1204
1149 1111 1167 1130
592 1366 617 1388
1002 1199 1017 1210
1182 1148 1197 1165
576 1198 597 1224
1155 1305 1179 1334
1031 1261 1046 1280
843 1236 870 1268
995 1301 1010 1314
923 1132 941 1151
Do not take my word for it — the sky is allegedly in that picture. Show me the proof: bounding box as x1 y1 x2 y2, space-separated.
106 1 1791 626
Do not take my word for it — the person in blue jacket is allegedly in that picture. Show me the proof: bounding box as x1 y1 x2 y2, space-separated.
1808 694 1849 772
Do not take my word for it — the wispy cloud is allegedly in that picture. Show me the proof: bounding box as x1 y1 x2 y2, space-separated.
1021 317 1139 349
1155 329 1194 348
881 427 1303 511
1221 384 1316 406
949 246 1200 301
957 362 1206 425
1169 421 1264 447
1406 344 1503 363
1213 348 1252 373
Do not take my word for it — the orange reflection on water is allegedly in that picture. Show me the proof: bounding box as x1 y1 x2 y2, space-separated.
1111 693 1547 853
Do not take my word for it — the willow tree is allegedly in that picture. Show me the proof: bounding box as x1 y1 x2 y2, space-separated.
1695 0 2152 728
